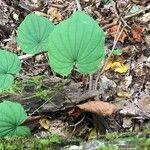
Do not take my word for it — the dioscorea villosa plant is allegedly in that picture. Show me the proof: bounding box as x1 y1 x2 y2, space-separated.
16 11 105 76
0 50 21 91
0 10 105 137
47 11 105 76
17 13 54 54
0 101 31 137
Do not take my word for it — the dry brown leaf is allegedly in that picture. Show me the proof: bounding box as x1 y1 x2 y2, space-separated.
68 107 82 118
138 96 150 112
110 25 127 43
132 26 144 42
69 100 120 117
47 7 63 21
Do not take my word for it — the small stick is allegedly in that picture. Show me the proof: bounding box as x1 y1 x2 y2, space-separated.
75 0 82 10
89 74 93 91
70 116 85 137
49 3 68 9
95 22 124 90
18 54 33 60
124 5 150 19
29 93 58 116
102 21 118 30
18 52 46 60
103 23 124 73
75 0 95 92
111 0 131 29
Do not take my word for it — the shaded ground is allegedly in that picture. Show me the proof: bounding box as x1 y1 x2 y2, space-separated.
0 0 150 149
0 132 150 150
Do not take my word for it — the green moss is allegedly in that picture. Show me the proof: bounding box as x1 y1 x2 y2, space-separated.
97 145 119 150
37 133 61 150
48 133 61 143
0 134 62 150
136 138 150 150
0 132 150 150
104 132 138 142
0 75 64 102
105 132 120 141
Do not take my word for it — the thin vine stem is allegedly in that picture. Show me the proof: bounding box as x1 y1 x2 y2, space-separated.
75 0 82 10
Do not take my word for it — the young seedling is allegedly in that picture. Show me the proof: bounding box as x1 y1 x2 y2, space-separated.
0 10 105 137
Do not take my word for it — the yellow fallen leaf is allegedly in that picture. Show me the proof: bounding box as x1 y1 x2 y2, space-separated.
105 60 128 73
105 59 113 70
88 128 97 140
117 91 130 97
111 62 128 73
39 118 50 129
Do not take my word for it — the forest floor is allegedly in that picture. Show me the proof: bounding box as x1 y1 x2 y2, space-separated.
0 0 150 149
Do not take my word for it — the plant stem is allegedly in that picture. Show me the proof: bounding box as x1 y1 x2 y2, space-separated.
94 22 124 90
18 54 33 60
74 0 94 92
75 0 82 10
89 74 93 91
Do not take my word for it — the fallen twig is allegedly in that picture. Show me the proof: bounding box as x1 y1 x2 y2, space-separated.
95 22 124 90
75 0 82 10
75 0 94 92
49 3 68 9
89 74 93 91
111 0 131 29
18 54 33 60
69 116 85 137
102 21 118 30
124 5 150 19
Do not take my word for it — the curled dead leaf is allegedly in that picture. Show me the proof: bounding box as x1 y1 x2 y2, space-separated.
109 25 127 43
69 100 120 117
138 96 150 112
47 7 63 21
39 118 50 129
68 107 82 118
132 26 144 42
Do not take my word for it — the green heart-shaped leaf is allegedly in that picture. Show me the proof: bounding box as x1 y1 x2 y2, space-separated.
0 50 21 91
17 13 54 54
0 101 31 137
48 11 105 76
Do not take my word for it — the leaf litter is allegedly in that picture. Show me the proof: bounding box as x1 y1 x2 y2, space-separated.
0 0 150 143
